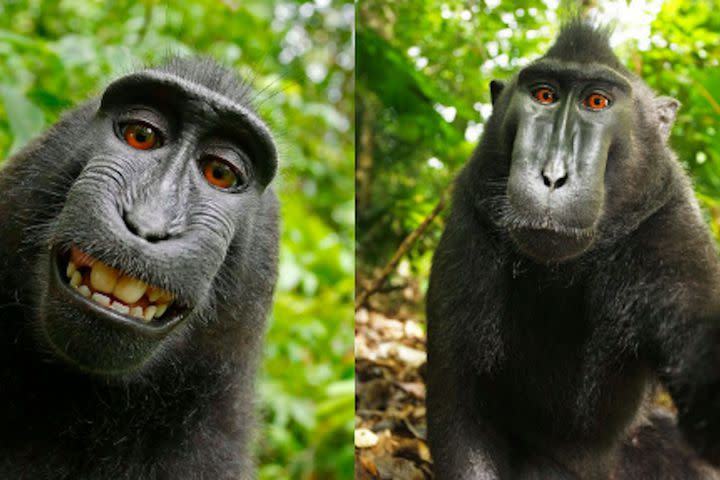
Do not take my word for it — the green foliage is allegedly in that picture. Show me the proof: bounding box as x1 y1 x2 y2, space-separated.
0 1 353 479
641 0 720 228
357 0 720 291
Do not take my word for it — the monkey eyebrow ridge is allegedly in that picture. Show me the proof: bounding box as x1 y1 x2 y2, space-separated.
519 59 632 92
101 70 278 184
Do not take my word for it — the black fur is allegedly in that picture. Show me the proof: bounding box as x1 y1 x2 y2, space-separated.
0 57 279 479
426 20 720 480
544 21 625 71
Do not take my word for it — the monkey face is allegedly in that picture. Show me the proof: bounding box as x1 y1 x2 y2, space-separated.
36 68 278 375
485 58 673 263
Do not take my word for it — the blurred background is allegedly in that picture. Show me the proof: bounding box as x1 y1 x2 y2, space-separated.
355 0 720 477
0 1 353 479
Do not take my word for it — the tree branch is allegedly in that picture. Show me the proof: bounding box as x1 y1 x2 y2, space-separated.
355 184 453 311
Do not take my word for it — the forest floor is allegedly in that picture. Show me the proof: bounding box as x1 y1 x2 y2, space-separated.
354 283 432 480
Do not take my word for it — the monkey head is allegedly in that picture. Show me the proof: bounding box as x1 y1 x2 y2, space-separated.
0 58 279 376
477 24 680 263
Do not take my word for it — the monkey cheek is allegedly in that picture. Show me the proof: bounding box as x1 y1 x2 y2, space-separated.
509 228 595 263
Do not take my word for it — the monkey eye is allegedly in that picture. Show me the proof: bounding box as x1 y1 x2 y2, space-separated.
531 86 558 105
583 92 611 111
200 155 248 191
121 122 161 150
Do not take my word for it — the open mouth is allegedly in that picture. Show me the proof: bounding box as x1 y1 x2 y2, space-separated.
58 246 185 325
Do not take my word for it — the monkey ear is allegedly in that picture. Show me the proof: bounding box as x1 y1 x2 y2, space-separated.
655 96 680 140
490 80 505 106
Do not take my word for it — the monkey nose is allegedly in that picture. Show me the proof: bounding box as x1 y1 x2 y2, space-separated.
123 208 171 242
541 157 568 190
541 170 568 190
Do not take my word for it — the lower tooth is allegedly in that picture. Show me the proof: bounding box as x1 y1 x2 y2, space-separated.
154 303 169 318
143 306 157 321
130 306 144 318
111 302 130 314
91 293 111 307
78 285 91 298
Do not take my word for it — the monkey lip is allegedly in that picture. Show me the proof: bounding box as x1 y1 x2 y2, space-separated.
52 245 189 330
509 227 595 262
499 208 597 238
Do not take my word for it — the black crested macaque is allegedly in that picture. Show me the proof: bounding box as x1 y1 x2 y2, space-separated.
0 58 279 479
426 21 720 480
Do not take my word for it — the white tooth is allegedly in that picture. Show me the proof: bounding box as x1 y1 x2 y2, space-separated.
130 306 144 318
70 271 82 287
111 302 130 315
154 303 169 318
66 261 77 279
91 293 111 307
78 285 92 298
113 275 148 304
143 306 157 322
90 262 119 294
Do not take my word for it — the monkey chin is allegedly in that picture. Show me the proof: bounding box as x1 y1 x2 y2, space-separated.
509 227 596 263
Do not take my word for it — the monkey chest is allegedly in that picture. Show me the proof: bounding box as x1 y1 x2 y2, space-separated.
490 295 648 441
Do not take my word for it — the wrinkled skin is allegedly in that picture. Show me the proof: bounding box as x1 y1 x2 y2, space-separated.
0 58 279 479
427 21 720 480
501 58 633 260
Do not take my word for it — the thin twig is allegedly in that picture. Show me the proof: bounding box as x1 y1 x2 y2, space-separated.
355 183 453 310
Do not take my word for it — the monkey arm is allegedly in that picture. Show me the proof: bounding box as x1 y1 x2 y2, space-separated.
657 317 720 465
425 354 508 480
425 210 511 479
625 196 720 464
426 342 580 480
424 211 519 478
627 213 720 463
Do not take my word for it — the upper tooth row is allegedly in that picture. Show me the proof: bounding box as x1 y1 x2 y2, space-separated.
67 259 173 305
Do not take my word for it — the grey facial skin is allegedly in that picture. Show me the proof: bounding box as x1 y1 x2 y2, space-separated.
0 57 279 479
426 21 720 480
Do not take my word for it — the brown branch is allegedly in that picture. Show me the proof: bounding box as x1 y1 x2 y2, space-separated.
355 183 453 311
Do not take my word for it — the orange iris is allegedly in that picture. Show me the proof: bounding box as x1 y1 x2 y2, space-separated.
202 157 239 190
533 87 557 104
584 93 610 110
122 123 158 150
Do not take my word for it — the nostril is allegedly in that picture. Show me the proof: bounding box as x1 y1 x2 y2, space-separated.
144 232 170 243
542 173 552 187
123 212 140 237
541 172 568 190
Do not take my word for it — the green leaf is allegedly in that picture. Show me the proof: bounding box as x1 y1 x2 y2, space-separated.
0 85 45 155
